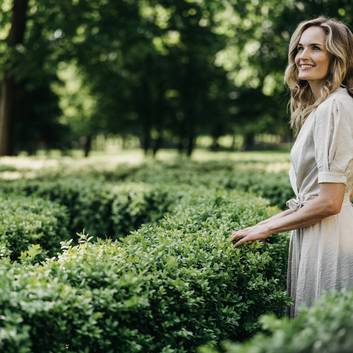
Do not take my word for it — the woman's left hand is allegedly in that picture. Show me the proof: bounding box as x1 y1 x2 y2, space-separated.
228 224 272 247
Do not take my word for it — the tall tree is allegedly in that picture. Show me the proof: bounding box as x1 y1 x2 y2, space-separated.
0 0 28 155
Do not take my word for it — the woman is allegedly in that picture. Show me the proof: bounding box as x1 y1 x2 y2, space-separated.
229 16 353 317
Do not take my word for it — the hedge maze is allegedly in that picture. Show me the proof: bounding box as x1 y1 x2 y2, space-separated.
0 160 349 353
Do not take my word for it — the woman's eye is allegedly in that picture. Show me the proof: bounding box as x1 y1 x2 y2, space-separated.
312 46 321 50
297 46 303 52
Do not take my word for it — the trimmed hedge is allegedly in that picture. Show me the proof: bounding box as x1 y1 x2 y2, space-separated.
106 161 294 209
0 195 69 261
0 178 174 238
110 183 177 235
220 172 293 210
200 289 353 353
0 161 294 259
0 189 290 353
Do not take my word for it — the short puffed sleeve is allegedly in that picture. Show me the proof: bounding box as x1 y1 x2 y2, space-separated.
313 97 353 184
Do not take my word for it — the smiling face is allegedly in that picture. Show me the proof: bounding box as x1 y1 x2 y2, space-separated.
295 26 331 84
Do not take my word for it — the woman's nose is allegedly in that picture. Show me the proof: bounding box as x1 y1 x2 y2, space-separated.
299 48 310 59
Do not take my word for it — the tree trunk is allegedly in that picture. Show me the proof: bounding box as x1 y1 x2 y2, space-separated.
210 135 220 151
243 132 255 151
83 135 92 158
152 132 163 157
186 132 195 157
142 128 151 156
0 0 29 156
177 138 184 155
231 134 237 151
0 76 14 155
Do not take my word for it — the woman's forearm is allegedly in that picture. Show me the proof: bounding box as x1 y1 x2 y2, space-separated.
258 208 296 225
267 197 335 234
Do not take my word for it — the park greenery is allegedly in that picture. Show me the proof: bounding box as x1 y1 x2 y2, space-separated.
1 0 353 352
0 154 291 352
0 151 352 352
1 0 353 156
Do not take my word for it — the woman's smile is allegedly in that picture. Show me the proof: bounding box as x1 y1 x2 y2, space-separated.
299 64 315 70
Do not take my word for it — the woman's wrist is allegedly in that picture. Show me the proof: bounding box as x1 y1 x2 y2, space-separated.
264 222 274 237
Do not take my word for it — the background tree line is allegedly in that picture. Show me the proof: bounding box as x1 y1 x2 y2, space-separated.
0 0 352 156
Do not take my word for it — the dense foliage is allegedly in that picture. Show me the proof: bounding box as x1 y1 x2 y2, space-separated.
104 160 294 209
1 0 353 155
0 188 290 353
0 177 174 237
200 289 353 353
9 157 353 353
0 194 69 260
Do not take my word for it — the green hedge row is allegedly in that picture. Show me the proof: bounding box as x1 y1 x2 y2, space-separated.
0 189 290 353
201 289 353 353
0 178 175 238
0 161 293 262
0 179 177 262
0 195 69 261
102 161 294 209
0 160 294 211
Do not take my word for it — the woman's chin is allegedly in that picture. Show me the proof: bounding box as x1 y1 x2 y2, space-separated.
298 74 311 80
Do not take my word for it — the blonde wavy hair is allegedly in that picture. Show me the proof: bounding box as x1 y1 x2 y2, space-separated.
284 16 353 135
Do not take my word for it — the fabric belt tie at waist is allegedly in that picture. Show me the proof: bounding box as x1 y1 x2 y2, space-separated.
286 193 352 211
286 195 317 211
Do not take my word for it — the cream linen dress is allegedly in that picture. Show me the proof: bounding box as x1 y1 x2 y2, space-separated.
286 86 353 318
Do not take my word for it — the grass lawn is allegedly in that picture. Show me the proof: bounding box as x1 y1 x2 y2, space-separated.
0 148 291 180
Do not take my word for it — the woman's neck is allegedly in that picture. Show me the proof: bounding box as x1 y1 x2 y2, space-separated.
308 80 324 100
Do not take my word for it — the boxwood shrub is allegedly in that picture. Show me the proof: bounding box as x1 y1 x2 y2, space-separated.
200 289 353 353
0 195 69 261
110 183 175 235
0 178 174 238
107 161 294 210
0 189 290 353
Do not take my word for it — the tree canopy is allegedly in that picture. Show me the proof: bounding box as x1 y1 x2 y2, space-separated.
0 0 352 156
